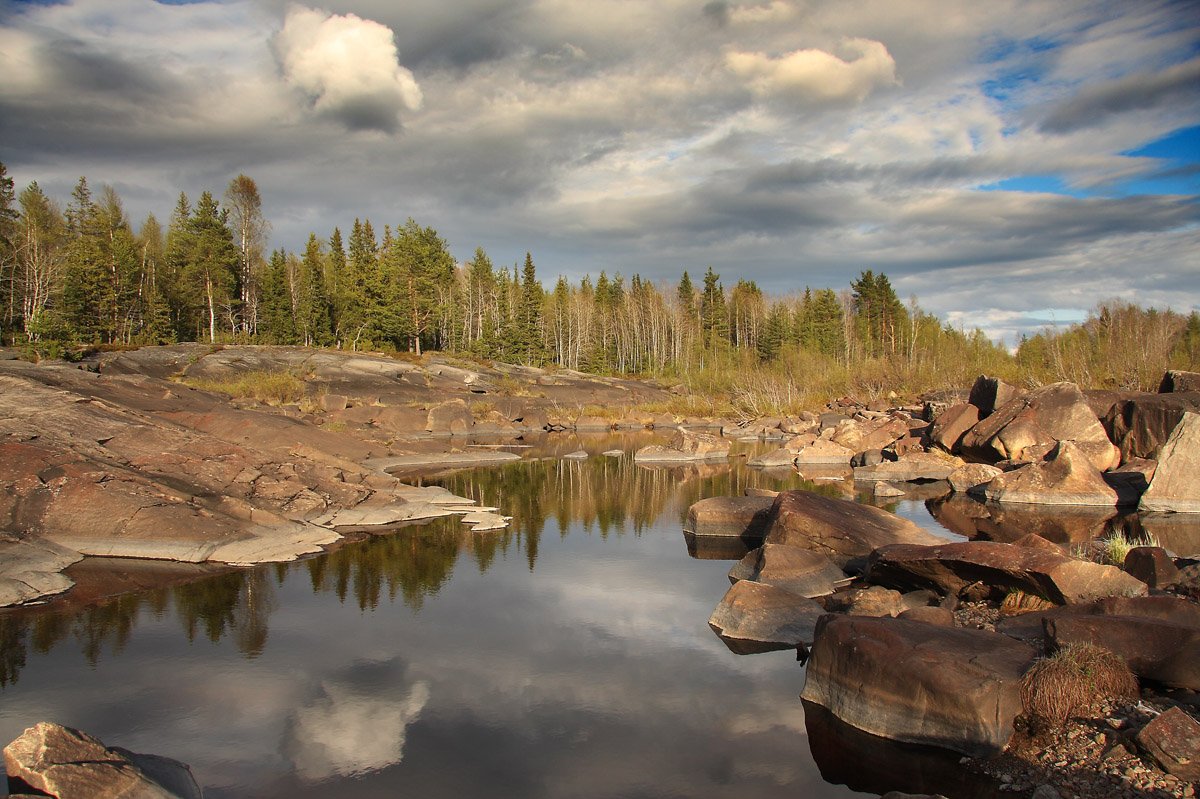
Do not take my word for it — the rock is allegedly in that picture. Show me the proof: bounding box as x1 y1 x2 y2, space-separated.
982 440 1120 506
1103 392 1200 461
947 463 1002 494
791 438 853 464
707 579 826 654
898 605 956 626
3 721 202 799
1042 610 1200 690
1123 546 1181 589
762 490 944 568
1139 412 1200 512
800 615 1037 756
649 412 678 429
928 495 1116 546
1105 457 1157 505
633 429 730 462
683 495 774 539
426 398 474 434
874 482 907 498
319 393 348 412
728 543 848 598
853 451 962 482
885 435 926 459
825 585 904 617
746 447 797 468
831 417 910 453
601 449 623 457
961 382 1119 471
0 536 84 607
968 375 1024 419
1160 370 1200 393
929 403 979 452
562 449 588 460
1136 706 1200 781
867 540 1149 604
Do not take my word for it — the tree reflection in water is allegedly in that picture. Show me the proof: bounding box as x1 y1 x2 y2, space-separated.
0 448 845 687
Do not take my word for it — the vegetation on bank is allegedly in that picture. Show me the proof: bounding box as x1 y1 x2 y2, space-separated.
2 164 1197 412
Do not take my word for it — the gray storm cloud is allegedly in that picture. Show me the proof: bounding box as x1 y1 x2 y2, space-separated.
275 5 423 133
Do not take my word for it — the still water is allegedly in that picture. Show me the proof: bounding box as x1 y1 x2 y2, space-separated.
2 433 967 798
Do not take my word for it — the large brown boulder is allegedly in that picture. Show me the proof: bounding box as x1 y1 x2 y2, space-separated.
961 382 1119 471
1044 612 1200 690
791 437 854 464
707 579 826 654
968 375 1024 418
928 403 978 452
763 490 944 568
982 440 1119 506
800 615 1037 756
727 543 848 598
867 540 1148 604
830 416 910 453
684 495 773 539
1103 391 1200 461
1159 370 1200 393
4 721 202 799
1136 707 1200 782
1139 412 1200 513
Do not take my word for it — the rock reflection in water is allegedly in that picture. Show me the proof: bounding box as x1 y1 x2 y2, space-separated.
803 699 1001 799
928 495 1116 545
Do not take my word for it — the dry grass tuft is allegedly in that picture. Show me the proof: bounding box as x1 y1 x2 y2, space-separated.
1020 643 1138 730
1000 589 1055 616
183 370 307 406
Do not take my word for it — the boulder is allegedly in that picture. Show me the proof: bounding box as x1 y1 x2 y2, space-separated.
1139 412 1200 513
867 540 1149 604
961 382 1119 471
1136 707 1200 782
982 440 1119 506
791 438 853 464
851 449 886 468
426 399 474 434
1103 392 1200 461
727 543 848 598
746 447 797 468
633 429 730 463
707 579 826 654
874 482 907 498
1159 370 1200 393
968 375 1024 418
853 451 962 483
762 490 944 568
897 606 956 626
947 463 1001 494
1123 546 1181 589
3 721 202 799
800 615 1037 756
885 435 926 459
0 536 84 607
824 585 904 617
929 403 978 452
831 417 909 453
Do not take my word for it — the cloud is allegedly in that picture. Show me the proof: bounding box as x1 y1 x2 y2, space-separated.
1040 56 1200 133
726 38 898 104
274 6 422 133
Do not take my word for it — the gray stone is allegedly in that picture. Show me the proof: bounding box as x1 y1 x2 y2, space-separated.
947 462 1002 494
853 451 962 482
708 579 826 654
684 495 774 539
728 543 848 598
1140 412 1200 513
634 429 730 462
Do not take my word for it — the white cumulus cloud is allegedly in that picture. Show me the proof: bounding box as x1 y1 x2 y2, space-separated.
275 5 423 133
726 37 898 104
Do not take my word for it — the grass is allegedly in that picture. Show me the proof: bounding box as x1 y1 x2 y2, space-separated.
182 369 307 406
1097 530 1160 567
1000 589 1055 616
1020 643 1138 731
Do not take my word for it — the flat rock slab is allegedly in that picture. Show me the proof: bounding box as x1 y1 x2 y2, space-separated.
4 721 202 799
1136 707 1200 781
763 490 944 567
367 451 522 470
800 614 1037 757
0 537 84 607
727 543 849 598
792 438 853 464
634 430 730 462
707 579 826 654
867 540 1148 604
853 452 962 483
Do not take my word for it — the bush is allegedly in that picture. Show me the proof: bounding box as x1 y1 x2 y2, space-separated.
183 370 307 406
1020 643 1138 730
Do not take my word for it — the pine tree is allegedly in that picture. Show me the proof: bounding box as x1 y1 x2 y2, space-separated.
257 249 295 343
297 233 331 346
700 266 728 351
182 191 239 343
516 252 545 364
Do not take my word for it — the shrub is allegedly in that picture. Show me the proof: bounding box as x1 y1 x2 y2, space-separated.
183 369 306 406
1020 643 1138 730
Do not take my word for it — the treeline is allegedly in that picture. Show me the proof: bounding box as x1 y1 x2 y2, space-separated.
1 164 1195 396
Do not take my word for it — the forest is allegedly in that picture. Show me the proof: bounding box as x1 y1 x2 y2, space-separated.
1 164 1197 408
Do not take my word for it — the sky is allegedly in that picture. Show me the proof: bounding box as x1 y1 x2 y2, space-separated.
0 0 1198 345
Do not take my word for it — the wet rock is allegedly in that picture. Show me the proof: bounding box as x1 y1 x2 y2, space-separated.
3 721 202 799
763 490 944 568
1123 546 1181 589
800 615 1037 756
707 579 826 654
947 463 1002 494
1136 706 1200 781
961 382 1119 471
728 543 848 598
1103 391 1200 462
562 449 588 460
874 481 907 498
791 438 854 464
867 540 1148 604
573 415 612 431
1139 412 1200 513
968 375 1024 419
982 441 1119 506
634 429 730 462
929 403 979 452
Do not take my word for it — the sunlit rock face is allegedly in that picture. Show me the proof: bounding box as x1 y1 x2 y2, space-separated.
800 615 1037 757
286 658 430 782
